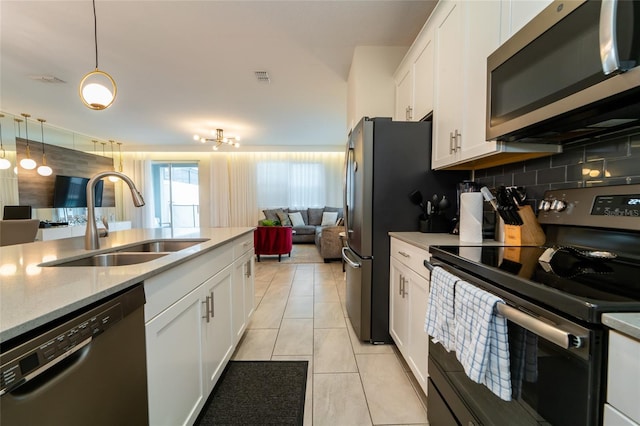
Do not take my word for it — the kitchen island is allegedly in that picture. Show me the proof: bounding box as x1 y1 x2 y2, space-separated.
1 226 255 425
0 227 254 344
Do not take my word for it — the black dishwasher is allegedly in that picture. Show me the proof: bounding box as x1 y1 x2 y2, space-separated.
1 284 148 426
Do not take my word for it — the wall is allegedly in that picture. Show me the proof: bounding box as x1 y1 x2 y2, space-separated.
15 138 116 208
347 46 408 131
474 130 640 209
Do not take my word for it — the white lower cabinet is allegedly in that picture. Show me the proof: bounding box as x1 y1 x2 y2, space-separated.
605 330 640 426
144 232 254 426
232 248 255 344
145 284 207 426
202 267 233 395
389 237 430 395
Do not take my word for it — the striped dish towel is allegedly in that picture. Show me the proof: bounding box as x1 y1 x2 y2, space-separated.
424 266 458 351
454 280 512 401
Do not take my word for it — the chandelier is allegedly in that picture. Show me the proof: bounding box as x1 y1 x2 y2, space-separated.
193 129 240 151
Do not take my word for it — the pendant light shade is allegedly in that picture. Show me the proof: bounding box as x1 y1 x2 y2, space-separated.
36 118 53 176
19 113 37 170
79 0 117 110
0 114 10 170
79 70 117 110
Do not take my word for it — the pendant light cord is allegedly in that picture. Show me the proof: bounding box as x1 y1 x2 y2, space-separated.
93 0 99 69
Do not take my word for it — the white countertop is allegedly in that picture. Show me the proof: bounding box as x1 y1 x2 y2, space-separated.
0 227 254 343
602 313 640 340
388 232 504 251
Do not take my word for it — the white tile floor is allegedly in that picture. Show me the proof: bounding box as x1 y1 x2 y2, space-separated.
231 260 429 426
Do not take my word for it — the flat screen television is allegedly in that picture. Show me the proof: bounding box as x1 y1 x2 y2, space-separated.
53 175 104 208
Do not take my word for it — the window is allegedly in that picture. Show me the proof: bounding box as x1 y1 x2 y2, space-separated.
256 159 327 208
151 162 199 229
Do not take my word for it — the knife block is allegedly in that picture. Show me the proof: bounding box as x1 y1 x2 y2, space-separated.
504 205 546 246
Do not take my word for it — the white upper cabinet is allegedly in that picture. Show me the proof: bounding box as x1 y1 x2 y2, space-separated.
397 0 561 170
394 65 413 122
500 0 554 44
432 0 465 168
432 0 504 169
394 26 435 122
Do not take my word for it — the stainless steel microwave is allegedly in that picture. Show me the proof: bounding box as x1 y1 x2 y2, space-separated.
486 0 640 143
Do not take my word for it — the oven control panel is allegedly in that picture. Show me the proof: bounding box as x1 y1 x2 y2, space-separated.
538 184 640 231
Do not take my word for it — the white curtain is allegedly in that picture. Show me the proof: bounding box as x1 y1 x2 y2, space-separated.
209 154 231 227
214 152 343 226
121 152 155 228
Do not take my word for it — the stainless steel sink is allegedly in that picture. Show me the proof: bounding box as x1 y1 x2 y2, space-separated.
118 239 209 253
49 252 169 267
42 238 210 267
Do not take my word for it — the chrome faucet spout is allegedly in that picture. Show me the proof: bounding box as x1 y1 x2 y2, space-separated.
85 171 145 250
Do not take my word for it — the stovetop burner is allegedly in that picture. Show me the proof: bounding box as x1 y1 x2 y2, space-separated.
430 245 640 324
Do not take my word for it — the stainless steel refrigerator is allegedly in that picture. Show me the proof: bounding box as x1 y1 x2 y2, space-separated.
341 117 466 343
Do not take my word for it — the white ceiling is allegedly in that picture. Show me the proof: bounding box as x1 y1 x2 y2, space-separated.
1 0 436 152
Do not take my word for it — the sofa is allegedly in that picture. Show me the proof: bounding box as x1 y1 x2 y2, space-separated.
262 207 344 261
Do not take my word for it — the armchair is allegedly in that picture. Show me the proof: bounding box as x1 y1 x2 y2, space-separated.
254 226 293 262
315 225 345 261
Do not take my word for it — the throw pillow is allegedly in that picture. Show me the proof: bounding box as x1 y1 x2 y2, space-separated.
308 208 324 226
321 211 338 226
263 208 284 222
277 211 292 226
288 212 305 227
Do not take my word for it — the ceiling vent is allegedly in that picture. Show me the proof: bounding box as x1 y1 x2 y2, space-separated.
254 71 270 83
29 75 66 84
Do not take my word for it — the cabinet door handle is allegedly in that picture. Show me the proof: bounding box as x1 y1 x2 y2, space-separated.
407 106 413 121
202 296 212 323
245 260 252 278
449 131 455 154
398 251 410 258
454 129 461 151
399 275 404 295
210 291 215 318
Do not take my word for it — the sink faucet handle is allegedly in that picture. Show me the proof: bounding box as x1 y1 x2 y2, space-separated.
99 216 109 238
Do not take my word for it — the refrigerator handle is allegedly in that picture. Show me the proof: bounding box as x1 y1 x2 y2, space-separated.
343 146 355 236
341 247 361 269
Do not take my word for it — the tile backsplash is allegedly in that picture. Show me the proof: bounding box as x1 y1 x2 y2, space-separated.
474 130 640 210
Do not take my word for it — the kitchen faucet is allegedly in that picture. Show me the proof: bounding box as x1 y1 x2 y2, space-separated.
85 171 145 250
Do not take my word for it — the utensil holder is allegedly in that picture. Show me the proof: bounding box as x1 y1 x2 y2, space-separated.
504 205 546 246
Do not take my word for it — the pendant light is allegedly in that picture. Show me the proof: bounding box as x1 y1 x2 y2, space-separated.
36 118 53 176
117 141 123 172
79 0 117 110
0 114 11 170
19 113 37 170
108 140 119 182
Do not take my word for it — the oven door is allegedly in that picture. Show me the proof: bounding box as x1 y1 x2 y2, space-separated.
425 262 604 426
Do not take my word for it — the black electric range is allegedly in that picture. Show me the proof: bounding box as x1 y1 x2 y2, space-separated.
425 184 640 426
429 244 640 325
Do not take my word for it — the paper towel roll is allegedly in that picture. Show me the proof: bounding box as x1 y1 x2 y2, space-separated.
460 192 484 243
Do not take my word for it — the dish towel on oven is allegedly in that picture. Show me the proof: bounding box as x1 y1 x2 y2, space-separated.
424 266 458 351
454 280 512 401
